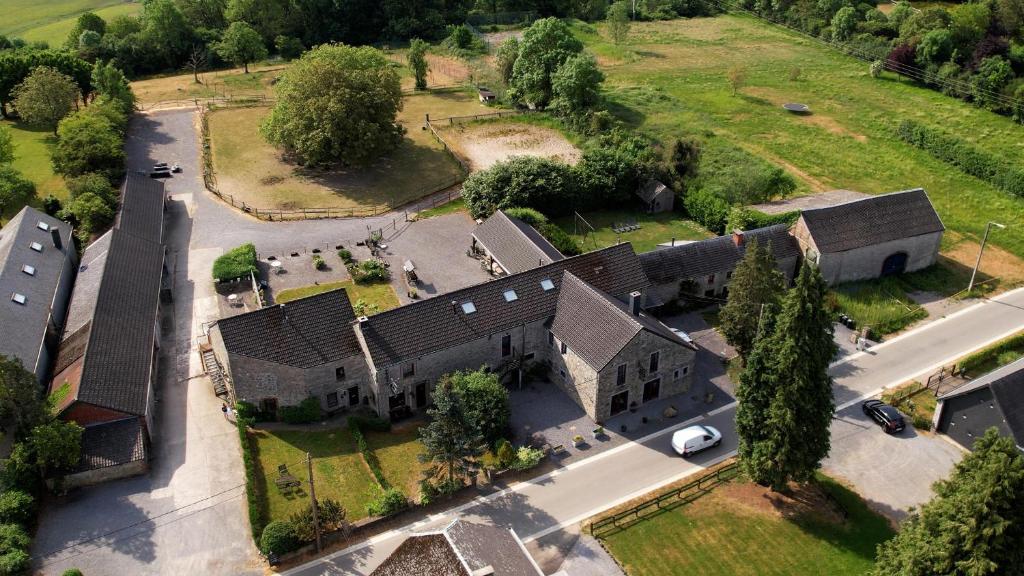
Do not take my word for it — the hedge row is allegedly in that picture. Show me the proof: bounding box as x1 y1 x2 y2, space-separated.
957 332 1024 376
725 207 801 233
897 120 1024 199
212 243 258 282
237 416 267 541
278 398 321 424
347 417 390 490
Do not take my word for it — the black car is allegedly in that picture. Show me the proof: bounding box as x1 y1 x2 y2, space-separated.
862 399 905 433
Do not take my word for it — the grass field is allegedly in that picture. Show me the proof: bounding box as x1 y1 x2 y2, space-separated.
1 119 66 218
556 210 712 253
601 474 894 576
415 197 467 218
131 63 285 106
18 2 141 46
579 16 1024 259
273 280 399 311
0 0 134 38
208 89 479 211
832 278 928 338
364 426 429 497
250 427 377 523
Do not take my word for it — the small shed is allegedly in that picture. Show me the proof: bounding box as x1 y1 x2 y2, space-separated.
478 87 496 103
637 179 674 213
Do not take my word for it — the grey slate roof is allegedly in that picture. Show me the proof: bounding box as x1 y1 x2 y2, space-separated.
78 418 147 471
940 358 1024 446
637 179 670 203
116 173 166 244
0 206 75 375
639 224 800 284
472 210 563 274
552 272 694 371
63 230 112 339
217 289 362 368
371 520 542 576
800 188 944 254
359 243 649 368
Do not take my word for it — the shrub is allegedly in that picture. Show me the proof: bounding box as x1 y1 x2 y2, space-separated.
0 490 34 526
235 400 258 420
337 249 353 263
348 414 391 432
503 207 581 256
312 254 325 270
462 156 576 219
683 187 731 234
511 446 545 471
0 549 29 576
289 498 348 542
0 524 30 559
495 439 515 468
237 416 266 541
366 486 408 517
348 259 390 283
259 520 299 556
725 207 801 232
445 369 510 444
957 333 1024 376
212 243 257 281
278 397 321 424
61 570 84 576
66 173 117 204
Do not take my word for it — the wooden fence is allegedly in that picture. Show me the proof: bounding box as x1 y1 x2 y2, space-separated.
423 108 536 174
139 94 273 112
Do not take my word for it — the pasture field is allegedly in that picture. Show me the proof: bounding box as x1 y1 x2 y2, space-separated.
18 2 141 46
1 119 66 219
578 15 1024 259
0 0 134 38
130 64 285 106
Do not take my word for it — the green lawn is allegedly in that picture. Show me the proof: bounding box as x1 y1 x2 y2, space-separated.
0 0 134 38
578 16 1024 259
832 278 927 338
416 197 468 219
364 427 429 497
273 279 400 311
882 382 937 430
249 427 377 522
18 2 141 46
555 210 712 253
2 119 65 217
602 474 894 576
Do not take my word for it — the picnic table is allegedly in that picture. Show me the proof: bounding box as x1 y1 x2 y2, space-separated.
275 464 302 491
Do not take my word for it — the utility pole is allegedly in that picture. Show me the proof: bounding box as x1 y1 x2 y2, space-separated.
968 221 1005 293
306 452 322 552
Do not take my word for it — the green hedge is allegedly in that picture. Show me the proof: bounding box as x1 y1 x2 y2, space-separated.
726 206 801 232
212 243 258 281
957 332 1024 376
503 207 581 255
348 418 389 488
897 120 1024 199
237 417 267 542
278 398 322 424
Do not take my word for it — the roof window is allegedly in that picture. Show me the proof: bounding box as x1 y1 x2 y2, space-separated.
37 221 50 231
461 302 477 314
30 242 43 252
503 290 518 302
11 293 26 305
540 279 555 291
22 265 35 276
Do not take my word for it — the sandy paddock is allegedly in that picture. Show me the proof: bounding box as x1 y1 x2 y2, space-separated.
440 121 582 171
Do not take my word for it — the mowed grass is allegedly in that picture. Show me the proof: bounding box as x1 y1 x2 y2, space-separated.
250 427 377 523
602 474 894 576
208 89 479 211
19 2 141 46
832 277 927 337
1 119 65 218
131 64 285 106
579 16 1024 258
556 210 712 253
415 197 467 218
0 0 132 37
364 426 429 497
273 280 400 311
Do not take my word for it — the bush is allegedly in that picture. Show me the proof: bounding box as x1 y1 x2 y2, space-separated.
495 438 515 468
259 520 299 556
957 333 1024 376
683 187 731 234
366 486 408 517
65 192 115 238
573 131 658 209
212 243 257 281
348 414 391 432
0 524 30 559
61 570 84 576
66 173 117 204
0 490 34 526
445 369 510 444
237 416 266 541
312 254 325 270
337 249 353 263
289 498 347 542
348 259 390 283
503 207 581 256
418 477 462 504
511 446 545 471
235 400 258 420
0 549 29 576
462 156 576 219
725 207 801 232
278 397 321 424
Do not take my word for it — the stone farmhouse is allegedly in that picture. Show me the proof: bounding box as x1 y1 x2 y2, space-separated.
790 188 944 284
934 358 1024 452
0 206 77 383
213 243 697 423
48 174 168 486
470 209 564 276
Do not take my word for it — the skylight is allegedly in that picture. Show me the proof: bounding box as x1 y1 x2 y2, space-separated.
29 242 43 252
461 302 477 314
540 279 555 291
11 293 26 305
503 290 518 302
37 221 50 231
22 265 35 276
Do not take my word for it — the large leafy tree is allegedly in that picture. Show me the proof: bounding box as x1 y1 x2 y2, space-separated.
509 17 583 108
52 106 126 181
225 0 286 42
91 61 136 112
446 369 510 445
0 167 36 222
0 356 49 438
407 38 429 90
216 21 268 73
495 37 519 85
29 420 84 479
64 12 107 50
461 156 576 218
607 1 631 44
12 66 80 134
418 379 485 487
550 52 604 116
719 238 786 359
141 0 194 67
872 428 1024 576
739 262 836 490
261 43 403 166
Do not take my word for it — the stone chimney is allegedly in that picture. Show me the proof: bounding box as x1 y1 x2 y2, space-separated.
629 291 642 316
732 229 744 248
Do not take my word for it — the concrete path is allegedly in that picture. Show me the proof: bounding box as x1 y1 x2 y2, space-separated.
283 287 1024 575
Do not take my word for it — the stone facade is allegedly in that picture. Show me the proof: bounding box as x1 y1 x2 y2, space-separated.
645 251 800 306
64 458 148 489
792 218 942 285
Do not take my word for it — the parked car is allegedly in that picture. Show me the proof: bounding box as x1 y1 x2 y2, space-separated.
149 167 171 178
671 425 722 458
862 399 905 433
171 163 182 173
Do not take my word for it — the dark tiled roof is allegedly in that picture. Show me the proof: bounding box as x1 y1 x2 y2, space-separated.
941 358 1024 446
637 179 670 203
78 418 147 471
371 520 542 576
63 230 112 338
472 210 563 274
800 188 944 254
359 243 649 368
371 533 466 576
639 225 800 284
217 289 361 368
75 229 165 416
552 272 693 370
116 172 166 244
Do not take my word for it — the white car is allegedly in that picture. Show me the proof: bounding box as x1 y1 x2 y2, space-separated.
671 425 722 457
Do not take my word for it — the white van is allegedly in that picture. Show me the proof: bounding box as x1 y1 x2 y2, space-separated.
671 425 722 457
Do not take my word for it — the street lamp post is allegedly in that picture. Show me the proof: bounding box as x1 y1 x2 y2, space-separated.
968 221 1006 293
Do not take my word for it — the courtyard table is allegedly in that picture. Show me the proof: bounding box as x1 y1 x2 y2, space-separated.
227 294 239 306
271 260 283 274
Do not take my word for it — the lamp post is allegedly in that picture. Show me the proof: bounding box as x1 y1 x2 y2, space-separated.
968 221 1005 293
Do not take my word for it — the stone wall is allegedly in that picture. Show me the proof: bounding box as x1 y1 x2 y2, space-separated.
64 459 148 489
645 252 799 307
593 330 695 422
818 232 941 285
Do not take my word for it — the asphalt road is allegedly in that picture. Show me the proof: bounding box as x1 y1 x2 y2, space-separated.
285 287 1024 576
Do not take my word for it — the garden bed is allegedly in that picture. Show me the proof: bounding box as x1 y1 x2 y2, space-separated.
273 279 399 312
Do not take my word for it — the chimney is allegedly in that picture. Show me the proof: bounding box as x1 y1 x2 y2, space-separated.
629 291 642 316
732 229 744 248
51 228 63 251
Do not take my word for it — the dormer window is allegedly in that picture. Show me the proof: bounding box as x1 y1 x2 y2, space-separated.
461 302 476 314
30 242 43 252
37 221 50 231
11 293 26 305
503 290 518 302
540 279 554 291
22 265 35 276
